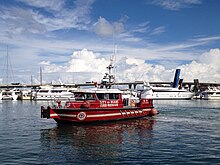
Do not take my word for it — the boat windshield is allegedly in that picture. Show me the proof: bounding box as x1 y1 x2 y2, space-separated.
74 92 85 100
74 92 96 100
85 93 96 100
96 93 119 100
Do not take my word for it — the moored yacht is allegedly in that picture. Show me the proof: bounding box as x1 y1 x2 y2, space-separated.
33 86 76 101
140 84 194 100
201 87 220 100
18 89 33 100
139 69 194 100
0 89 18 100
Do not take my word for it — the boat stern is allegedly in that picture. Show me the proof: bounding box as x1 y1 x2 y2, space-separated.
41 106 62 119
41 106 51 118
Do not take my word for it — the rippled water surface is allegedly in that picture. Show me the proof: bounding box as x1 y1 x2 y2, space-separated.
0 100 220 164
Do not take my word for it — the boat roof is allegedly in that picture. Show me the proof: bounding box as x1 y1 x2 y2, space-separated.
74 88 123 94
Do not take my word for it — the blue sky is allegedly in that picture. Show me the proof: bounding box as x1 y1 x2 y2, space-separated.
0 0 220 84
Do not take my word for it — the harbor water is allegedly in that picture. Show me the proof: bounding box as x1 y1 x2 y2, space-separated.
0 100 220 164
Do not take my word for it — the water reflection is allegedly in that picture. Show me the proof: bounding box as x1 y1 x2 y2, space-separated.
40 118 156 164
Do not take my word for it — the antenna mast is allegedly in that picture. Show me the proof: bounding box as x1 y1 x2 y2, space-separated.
40 67 42 85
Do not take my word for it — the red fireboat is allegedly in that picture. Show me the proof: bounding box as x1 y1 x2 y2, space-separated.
41 88 158 123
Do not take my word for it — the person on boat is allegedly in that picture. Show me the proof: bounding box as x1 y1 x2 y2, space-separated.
57 99 61 108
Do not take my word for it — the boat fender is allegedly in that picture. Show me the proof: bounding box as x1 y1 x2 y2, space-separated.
150 108 158 116
77 112 86 120
130 99 135 107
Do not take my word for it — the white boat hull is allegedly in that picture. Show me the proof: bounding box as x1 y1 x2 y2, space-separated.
141 86 194 100
201 88 220 100
154 90 194 100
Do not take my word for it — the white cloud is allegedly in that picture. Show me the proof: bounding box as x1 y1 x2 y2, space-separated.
2 47 220 84
42 64 63 73
66 48 109 73
39 48 220 84
0 0 95 37
179 49 220 82
151 26 166 35
126 58 145 65
179 61 219 82
151 0 202 10
0 7 47 36
94 17 125 37
18 0 65 11
198 48 220 69
94 17 114 37
39 61 51 65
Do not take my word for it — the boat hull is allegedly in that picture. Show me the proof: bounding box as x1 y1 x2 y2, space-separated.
201 90 220 100
202 96 220 100
41 106 156 123
148 92 194 100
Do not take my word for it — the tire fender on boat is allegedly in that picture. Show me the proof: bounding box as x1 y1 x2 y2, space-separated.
150 108 158 116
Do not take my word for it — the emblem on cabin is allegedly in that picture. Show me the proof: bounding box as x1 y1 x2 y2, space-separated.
77 112 86 120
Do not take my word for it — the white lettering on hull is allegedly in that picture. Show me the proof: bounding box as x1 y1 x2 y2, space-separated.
100 100 119 108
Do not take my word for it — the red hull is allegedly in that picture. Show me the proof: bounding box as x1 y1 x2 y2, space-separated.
41 106 157 123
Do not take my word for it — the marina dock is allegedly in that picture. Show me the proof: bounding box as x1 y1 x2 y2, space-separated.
0 79 219 101
0 79 219 90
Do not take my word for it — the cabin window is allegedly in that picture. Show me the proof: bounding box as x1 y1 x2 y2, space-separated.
51 90 60 93
109 93 119 100
97 93 104 100
39 90 49 93
85 93 96 100
74 92 85 100
97 93 109 100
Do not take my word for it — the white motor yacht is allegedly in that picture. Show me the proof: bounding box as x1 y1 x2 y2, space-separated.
139 69 194 100
140 84 194 100
1 89 18 100
201 87 220 100
33 86 76 101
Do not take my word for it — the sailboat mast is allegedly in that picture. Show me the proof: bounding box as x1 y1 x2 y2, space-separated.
6 45 9 86
40 67 42 85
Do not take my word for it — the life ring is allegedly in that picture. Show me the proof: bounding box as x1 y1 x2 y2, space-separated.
77 112 86 120
66 102 71 107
